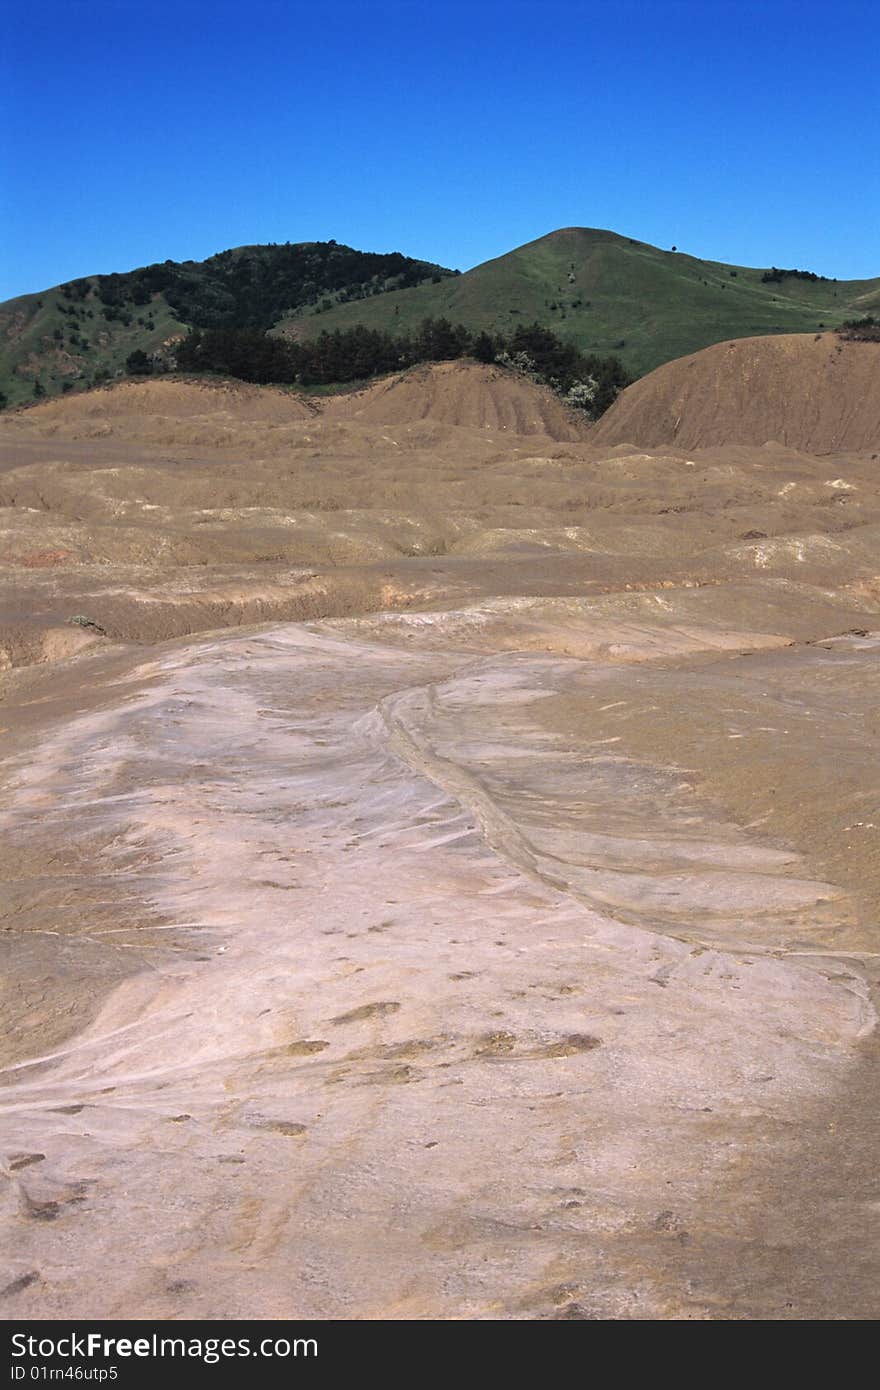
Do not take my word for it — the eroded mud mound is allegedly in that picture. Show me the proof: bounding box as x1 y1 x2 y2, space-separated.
322 360 585 439
3 377 317 450
593 333 880 452
8 361 585 445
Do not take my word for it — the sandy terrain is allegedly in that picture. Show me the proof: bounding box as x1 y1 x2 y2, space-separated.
0 370 878 1319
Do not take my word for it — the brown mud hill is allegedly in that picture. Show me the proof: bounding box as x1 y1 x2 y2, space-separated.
593 333 880 452
6 362 585 445
321 359 586 439
5 377 316 447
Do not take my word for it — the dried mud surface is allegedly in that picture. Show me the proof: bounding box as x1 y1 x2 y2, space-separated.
1 374 878 1319
594 333 880 453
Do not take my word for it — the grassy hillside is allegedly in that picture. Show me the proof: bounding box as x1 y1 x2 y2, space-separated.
279 228 880 378
0 285 188 409
2 228 877 407
0 242 455 408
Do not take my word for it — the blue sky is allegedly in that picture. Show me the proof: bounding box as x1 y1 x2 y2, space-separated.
2 0 878 299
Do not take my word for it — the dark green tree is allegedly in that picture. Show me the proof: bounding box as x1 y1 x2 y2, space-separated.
472 332 497 363
125 349 152 376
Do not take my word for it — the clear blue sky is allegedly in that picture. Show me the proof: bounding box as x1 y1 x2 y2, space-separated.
2 0 878 300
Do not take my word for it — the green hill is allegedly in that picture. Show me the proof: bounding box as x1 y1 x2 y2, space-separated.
280 228 880 378
2 228 878 407
0 241 455 408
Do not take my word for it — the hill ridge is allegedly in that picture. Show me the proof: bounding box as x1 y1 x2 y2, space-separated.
2 228 878 408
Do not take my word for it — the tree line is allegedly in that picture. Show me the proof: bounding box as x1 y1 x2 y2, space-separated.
142 319 630 418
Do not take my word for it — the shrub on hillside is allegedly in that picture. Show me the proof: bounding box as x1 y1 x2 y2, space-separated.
836 316 880 343
125 349 153 375
761 267 829 285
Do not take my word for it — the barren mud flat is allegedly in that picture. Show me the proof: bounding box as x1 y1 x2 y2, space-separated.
1 375 878 1319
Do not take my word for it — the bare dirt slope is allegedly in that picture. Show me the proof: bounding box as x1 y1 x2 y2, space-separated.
7 363 584 450
322 359 586 438
3 377 317 450
593 333 880 452
1 373 879 1319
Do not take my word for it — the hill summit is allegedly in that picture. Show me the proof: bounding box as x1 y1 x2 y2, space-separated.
280 227 879 377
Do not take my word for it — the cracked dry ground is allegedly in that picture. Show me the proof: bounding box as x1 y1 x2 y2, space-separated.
0 398 879 1319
